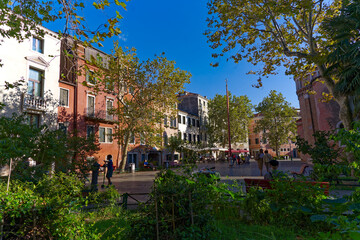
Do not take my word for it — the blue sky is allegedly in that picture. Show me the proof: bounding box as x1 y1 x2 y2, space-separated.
47 0 299 108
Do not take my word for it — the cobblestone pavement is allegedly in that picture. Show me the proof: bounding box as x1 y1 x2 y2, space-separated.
97 160 352 200
99 159 305 194
197 159 304 178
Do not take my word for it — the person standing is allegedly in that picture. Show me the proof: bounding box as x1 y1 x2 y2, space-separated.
256 149 265 176
106 155 114 186
91 161 100 191
263 150 273 172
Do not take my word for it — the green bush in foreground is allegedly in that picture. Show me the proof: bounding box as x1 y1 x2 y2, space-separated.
1 173 100 239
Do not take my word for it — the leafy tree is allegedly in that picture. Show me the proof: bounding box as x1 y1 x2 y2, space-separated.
0 114 99 182
205 0 356 129
87 43 191 170
255 90 297 156
207 93 253 148
322 0 360 120
167 135 184 161
296 131 342 181
0 0 125 46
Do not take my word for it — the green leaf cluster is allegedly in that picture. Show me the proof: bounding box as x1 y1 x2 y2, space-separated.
207 93 253 148
87 42 191 170
255 90 297 156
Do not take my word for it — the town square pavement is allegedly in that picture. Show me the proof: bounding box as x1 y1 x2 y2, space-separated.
96 159 351 206
99 159 305 195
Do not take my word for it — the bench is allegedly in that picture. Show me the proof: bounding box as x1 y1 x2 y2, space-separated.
244 178 330 196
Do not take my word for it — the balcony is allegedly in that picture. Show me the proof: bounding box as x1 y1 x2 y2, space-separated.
22 93 47 111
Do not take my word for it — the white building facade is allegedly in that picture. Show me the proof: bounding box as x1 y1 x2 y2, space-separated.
178 92 209 146
0 27 61 128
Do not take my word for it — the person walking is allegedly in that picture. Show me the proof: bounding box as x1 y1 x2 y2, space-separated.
263 150 273 172
255 149 264 176
105 155 114 186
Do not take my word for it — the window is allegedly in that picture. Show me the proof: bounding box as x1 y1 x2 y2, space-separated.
263 138 267 144
129 132 135 144
197 135 200 143
87 126 95 138
182 116 185 125
99 127 105 142
28 68 43 97
164 133 168 145
287 148 290 151
193 135 196 143
188 118 191 126
106 99 113 120
99 127 113 143
196 120 200 127
27 114 40 128
86 70 96 84
87 95 95 117
105 77 114 91
170 117 176 128
188 134 191 142
32 37 44 53
106 128 113 143
164 116 168 126
192 119 195 126
249 139 251 145
255 138 259 144
59 88 69 107
178 115 182 124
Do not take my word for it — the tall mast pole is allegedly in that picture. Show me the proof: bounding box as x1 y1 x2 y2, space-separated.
226 79 232 158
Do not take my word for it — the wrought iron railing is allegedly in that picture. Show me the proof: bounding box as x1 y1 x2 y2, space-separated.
23 93 47 111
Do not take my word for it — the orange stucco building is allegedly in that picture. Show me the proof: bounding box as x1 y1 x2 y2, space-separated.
248 113 298 158
58 39 121 167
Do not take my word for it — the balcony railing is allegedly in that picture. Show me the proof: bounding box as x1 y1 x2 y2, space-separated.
23 93 47 111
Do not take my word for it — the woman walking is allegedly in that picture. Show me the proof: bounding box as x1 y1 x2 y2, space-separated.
256 149 264 176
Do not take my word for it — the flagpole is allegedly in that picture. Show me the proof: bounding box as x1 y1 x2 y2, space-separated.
226 79 232 160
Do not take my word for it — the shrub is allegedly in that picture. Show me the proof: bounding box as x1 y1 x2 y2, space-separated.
0 173 99 239
242 179 330 231
126 169 224 239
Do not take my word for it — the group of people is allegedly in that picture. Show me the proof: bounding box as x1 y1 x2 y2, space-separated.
229 154 251 166
91 155 114 191
256 149 286 180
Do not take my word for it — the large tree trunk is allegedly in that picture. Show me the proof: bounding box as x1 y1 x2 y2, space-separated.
119 135 130 171
334 95 354 130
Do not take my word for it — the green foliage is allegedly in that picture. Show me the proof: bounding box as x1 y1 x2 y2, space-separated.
86 186 121 205
309 189 360 239
243 179 328 231
255 90 297 156
0 114 99 182
206 0 341 80
88 43 191 170
205 0 358 129
126 169 231 239
0 173 99 239
296 131 344 181
207 93 253 148
332 121 360 177
0 0 125 46
212 221 308 240
322 0 360 98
